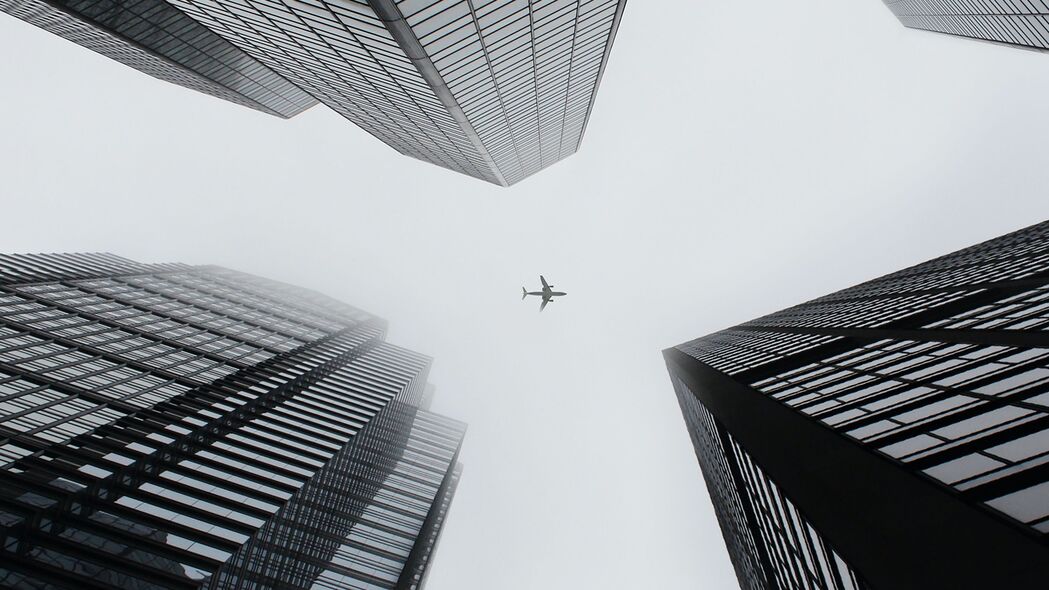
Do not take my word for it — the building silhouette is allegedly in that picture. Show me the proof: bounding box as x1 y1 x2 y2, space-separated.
0 253 464 590
882 0 1049 52
0 0 628 185
665 221 1049 589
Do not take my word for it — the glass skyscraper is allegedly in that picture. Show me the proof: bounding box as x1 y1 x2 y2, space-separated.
1 0 628 185
882 0 1049 51
0 252 464 590
665 221 1049 589
0 0 318 118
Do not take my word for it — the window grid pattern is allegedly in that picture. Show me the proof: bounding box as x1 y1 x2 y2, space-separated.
401 456 463 590
3 0 626 184
754 339 1049 534
157 272 350 333
311 410 465 590
741 290 977 330
117 274 336 339
0 325 192 409
925 285 1049 331
680 221 1049 375
114 342 424 587
0 370 127 449
729 437 868 590
675 221 1049 543
397 0 626 184
671 372 867 590
806 221 1049 304
0 252 189 286
884 0 1049 50
11 282 277 366
194 266 373 327
0 327 387 588
0 253 465 590
70 277 312 352
678 330 840 376
0 0 314 117
0 292 242 383
164 0 501 183
671 373 770 590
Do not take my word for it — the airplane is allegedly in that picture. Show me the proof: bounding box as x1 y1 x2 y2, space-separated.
522 275 567 312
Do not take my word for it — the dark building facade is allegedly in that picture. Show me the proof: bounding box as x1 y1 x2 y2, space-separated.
0 252 464 589
0 0 628 185
882 0 1049 52
666 221 1049 589
0 0 317 118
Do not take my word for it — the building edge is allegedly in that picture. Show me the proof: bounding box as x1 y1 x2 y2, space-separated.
664 347 1049 589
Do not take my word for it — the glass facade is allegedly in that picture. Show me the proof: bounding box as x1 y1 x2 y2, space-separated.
882 0 1049 51
670 374 868 590
666 220 1049 588
1 0 627 185
391 0 628 185
0 0 316 118
0 252 465 590
164 0 628 185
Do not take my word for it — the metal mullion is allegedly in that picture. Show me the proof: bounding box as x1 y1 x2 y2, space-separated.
572 0 624 150
0 553 114 590
369 0 508 182
963 456 1049 503
110 276 312 344
151 475 273 521
0 315 207 390
666 348 1049 587
182 452 301 495
907 413 1049 471
166 461 287 505
51 508 226 572
239 420 341 462
5 284 253 369
5 401 111 442
176 270 349 331
129 273 335 337
0 324 380 554
787 357 1048 437
125 487 257 537
803 343 1046 410
705 416 783 589
265 402 358 442
0 359 140 415
62 281 289 355
0 257 186 287
102 500 244 552
22 525 203 590
202 443 311 487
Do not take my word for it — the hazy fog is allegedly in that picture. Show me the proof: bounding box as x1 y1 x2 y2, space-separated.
2 0 1049 587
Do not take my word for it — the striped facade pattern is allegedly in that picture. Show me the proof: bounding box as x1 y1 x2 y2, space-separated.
668 220 1049 588
1 0 628 184
883 0 1049 52
0 253 464 590
0 0 316 117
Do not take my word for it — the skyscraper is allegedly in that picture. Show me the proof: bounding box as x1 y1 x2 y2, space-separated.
882 0 1049 52
0 252 465 590
665 221 1049 589
1 0 628 185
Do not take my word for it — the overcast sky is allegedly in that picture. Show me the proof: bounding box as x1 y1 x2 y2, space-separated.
2 0 1049 588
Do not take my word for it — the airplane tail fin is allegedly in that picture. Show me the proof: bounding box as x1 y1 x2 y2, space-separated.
521 287 527 300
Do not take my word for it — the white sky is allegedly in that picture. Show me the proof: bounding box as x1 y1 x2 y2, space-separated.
2 0 1049 588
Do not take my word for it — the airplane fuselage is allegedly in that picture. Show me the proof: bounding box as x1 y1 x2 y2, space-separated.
523 276 566 311
525 287 566 299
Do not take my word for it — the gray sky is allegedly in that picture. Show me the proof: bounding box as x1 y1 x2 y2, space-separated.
2 0 1049 588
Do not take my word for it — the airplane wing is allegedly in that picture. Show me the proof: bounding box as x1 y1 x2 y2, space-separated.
540 275 549 288
539 298 549 312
